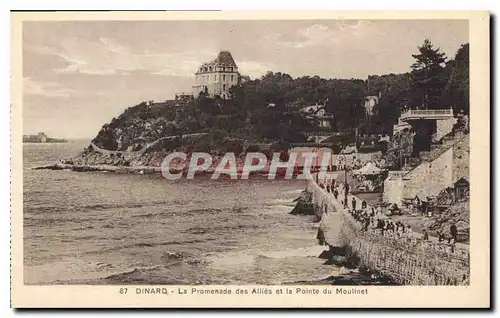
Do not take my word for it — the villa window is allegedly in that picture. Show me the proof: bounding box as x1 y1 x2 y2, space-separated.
223 75 226 81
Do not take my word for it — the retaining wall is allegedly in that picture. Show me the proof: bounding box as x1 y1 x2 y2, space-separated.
383 133 469 204
310 179 470 285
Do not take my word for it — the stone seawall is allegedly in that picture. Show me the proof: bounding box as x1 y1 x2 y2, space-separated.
383 133 469 205
309 179 470 285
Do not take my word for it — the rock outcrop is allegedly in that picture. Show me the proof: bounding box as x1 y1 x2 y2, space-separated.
289 190 314 216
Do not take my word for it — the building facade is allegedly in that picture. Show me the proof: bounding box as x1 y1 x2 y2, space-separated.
363 93 380 117
192 51 242 99
299 104 335 129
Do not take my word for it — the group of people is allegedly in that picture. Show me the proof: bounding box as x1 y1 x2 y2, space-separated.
317 177 340 199
315 175 461 256
347 205 460 255
347 205 413 238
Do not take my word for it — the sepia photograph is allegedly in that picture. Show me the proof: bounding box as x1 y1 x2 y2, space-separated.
10 11 490 308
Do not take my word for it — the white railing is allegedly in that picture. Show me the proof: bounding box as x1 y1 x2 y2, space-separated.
400 108 453 120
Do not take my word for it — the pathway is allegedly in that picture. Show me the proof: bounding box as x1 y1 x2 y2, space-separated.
90 132 208 156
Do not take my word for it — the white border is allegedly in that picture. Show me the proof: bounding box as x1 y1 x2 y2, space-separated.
3 1 497 316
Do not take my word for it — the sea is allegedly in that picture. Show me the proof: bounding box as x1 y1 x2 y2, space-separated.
23 141 346 285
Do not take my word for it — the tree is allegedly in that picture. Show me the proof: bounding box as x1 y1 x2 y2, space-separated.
385 130 414 170
409 39 448 109
444 43 469 114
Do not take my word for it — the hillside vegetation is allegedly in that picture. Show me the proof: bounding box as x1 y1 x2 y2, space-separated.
92 41 469 153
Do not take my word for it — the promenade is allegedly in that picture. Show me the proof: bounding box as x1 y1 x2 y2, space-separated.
308 172 469 285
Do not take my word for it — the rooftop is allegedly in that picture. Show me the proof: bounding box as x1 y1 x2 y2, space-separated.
212 51 237 66
299 104 325 113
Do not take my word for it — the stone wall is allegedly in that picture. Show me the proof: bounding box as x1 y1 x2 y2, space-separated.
452 136 470 182
402 145 454 199
383 133 470 204
339 213 469 285
383 171 405 204
435 117 457 142
310 179 470 285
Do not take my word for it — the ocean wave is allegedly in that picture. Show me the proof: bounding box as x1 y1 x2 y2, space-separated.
231 206 248 213
25 259 125 285
131 207 229 220
103 264 164 279
70 235 98 241
25 200 175 215
182 227 208 235
88 238 217 254
265 198 296 207
264 204 295 212
182 223 258 235
24 215 108 227
181 208 224 215
162 251 188 261
284 189 305 195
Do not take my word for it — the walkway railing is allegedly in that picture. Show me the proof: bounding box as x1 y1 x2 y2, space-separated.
309 174 469 257
400 108 454 121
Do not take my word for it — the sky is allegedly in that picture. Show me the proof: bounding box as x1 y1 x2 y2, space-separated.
22 19 468 139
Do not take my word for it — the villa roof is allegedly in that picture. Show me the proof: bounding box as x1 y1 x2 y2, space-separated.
212 51 237 66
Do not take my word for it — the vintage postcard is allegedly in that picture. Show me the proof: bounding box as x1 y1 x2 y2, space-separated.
11 11 490 308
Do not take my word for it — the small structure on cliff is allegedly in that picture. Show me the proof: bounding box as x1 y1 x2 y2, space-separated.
398 107 456 150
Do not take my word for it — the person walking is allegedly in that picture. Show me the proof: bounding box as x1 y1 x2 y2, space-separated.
450 224 458 242
344 182 350 204
361 200 367 210
423 230 429 241
406 224 412 239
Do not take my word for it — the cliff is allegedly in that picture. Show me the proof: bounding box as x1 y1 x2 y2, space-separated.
62 132 291 173
49 95 301 170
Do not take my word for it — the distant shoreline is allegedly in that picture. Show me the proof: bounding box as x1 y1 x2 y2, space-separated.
33 162 163 174
23 140 68 144
31 162 303 179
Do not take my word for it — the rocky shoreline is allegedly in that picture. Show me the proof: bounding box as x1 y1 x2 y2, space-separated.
34 162 165 174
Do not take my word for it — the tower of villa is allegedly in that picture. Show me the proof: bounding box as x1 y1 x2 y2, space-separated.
192 51 242 99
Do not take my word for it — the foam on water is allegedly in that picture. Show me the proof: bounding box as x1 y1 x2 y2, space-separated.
24 258 159 284
23 142 340 285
